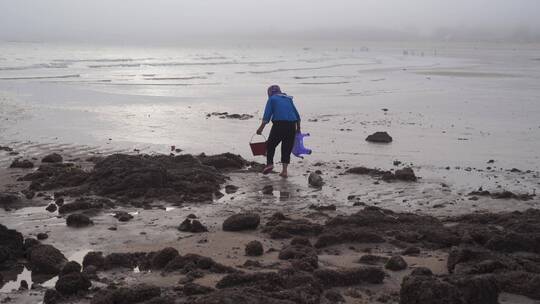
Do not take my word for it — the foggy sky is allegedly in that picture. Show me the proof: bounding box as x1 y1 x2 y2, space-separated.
1 0 539 43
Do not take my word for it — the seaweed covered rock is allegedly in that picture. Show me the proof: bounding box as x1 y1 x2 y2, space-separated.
20 163 89 191
91 284 161 304
55 272 91 295
222 213 260 231
59 197 113 214
0 224 24 266
314 267 385 286
278 244 318 269
163 253 236 274
197 152 247 170
9 159 34 169
42 153 63 163
29 244 67 274
151 247 179 269
87 154 233 201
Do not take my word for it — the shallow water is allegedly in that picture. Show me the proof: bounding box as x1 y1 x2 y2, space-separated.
0 40 539 201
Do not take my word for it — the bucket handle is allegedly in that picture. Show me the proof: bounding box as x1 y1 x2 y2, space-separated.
250 134 267 143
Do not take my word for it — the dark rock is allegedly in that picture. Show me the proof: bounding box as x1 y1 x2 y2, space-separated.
262 185 274 195
59 197 112 214
55 198 64 206
245 241 264 256
366 131 392 143
43 289 63 304
0 224 24 261
66 213 93 227
90 284 161 304
225 185 239 194
400 274 464 304
55 272 91 295
114 211 133 222
0 192 20 208
9 159 34 169
60 261 82 276
42 153 63 163
82 251 105 269
19 280 28 290
309 204 336 211
290 237 312 247
497 271 540 300
385 255 408 271
324 290 345 303
163 253 236 274
264 217 323 239
314 267 385 286
178 218 208 233
29 244 67 274
411 267 433 276
198 152 247 170
308 172 324 188
222 213 260 231
151 247 179 269
278 245 318 268
393 167 418 182
183 282 215 295
37 233 48 240
45 204 57 212
449 274 500 304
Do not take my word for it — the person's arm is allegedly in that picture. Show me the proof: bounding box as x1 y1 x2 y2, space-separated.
257 98 273 134
292 101 301 133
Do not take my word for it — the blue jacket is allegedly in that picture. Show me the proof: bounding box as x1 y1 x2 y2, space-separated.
262 94 300 123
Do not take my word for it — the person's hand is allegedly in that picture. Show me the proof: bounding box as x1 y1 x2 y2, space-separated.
296 127 301 134
256 126 264 135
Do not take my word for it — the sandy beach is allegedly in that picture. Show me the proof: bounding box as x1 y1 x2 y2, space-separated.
1 41 540 304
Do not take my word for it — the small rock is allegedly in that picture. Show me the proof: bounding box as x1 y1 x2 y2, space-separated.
114 211 133 222
262 185 274 195
66 214 93 228
225 185 238 194
37 233 48 240
245 241 264 256
366 131 393 143
46 204 57 213
308 172 324 188
222 213 260 231
385 255 408 271
178 219 208 233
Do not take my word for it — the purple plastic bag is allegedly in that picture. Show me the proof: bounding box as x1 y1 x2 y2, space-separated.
292 133 312 159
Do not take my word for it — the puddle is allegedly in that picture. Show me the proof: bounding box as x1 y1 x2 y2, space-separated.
0 249 92 293
0 266 31 293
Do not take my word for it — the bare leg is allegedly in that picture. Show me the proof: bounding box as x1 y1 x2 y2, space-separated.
279 163 288 178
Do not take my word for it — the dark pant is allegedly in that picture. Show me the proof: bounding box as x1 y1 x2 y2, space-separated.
267 121 296 165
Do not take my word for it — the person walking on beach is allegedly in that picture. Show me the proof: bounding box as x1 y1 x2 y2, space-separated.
256 85 301 178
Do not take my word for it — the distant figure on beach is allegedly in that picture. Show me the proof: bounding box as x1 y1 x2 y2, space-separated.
256 85 301 178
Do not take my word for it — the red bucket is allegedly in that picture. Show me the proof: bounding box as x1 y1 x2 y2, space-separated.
249 134 267 156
